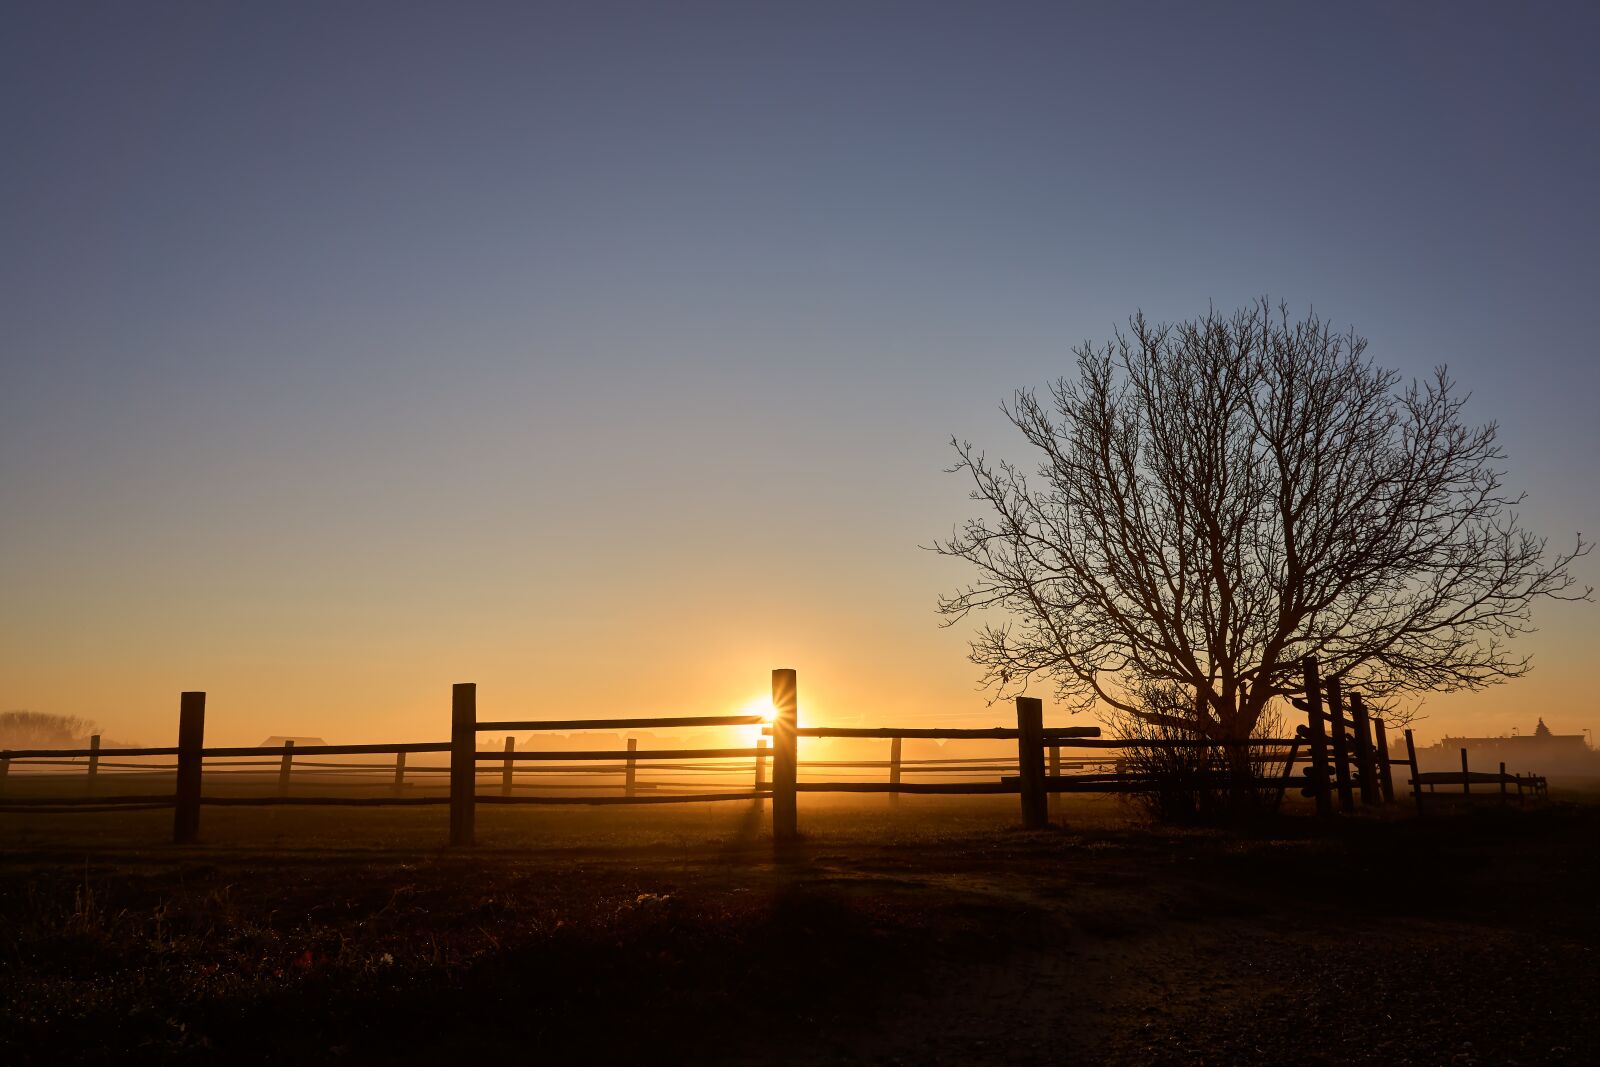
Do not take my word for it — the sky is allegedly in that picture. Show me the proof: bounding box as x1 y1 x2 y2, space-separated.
2 1 1595 747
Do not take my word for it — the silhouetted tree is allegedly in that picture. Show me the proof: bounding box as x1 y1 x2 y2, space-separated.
936 301 1589 786
0 710 100 748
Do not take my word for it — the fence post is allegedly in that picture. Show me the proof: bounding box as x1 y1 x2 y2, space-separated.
1324 675 1355 813
1015 696 1047 829
1048 744 1062 822
1348 693 1378 806
1274 731 1304 810
449 682 476 847
1373 717 1396 803
393 750 406 795
1460 748 1470 796
87 734 101 794
173 691 205 844
1 757 9 795
277 739 294 797
771 668 798 841
1499 761 1508 806
625 737 637 798
753 738 767 804
501 736 515 797
1302 658 1334 816
1403 728 1423 815
888 735 902 806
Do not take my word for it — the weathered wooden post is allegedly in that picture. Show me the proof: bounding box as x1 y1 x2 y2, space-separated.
393 750 406 795
1 757 10 794
87 734 101 794
449 682 476 847
888 735 902 806
1048 744 1062 822
1373 717 1396 804
753 738 767 804
625 737 638 798
1348 693 1378 806
1499 761 1508 805
173 691 205 844
1302 658 1334 817
771 668 799 841
1015 696 1047 830
277 738 294 797
501 736 516 797
1403 728 1423 815
1324 676 1356 813
1274 731 1305 810
1460 748 1470 796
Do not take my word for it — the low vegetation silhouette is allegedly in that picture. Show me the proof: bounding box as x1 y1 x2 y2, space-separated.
0 711 99 749
1107 695 1290 820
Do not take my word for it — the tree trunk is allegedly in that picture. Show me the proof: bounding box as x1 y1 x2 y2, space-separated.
1221 738 1257 812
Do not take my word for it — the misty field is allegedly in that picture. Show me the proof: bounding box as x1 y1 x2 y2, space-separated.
2 795 1596 1066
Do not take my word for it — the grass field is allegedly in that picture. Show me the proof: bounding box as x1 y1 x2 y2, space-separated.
2 794 1596 1065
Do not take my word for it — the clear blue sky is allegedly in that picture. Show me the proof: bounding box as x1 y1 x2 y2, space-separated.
2 2 1594 744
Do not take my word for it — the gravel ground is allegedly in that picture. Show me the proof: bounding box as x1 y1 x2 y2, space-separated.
1 797 1595 1064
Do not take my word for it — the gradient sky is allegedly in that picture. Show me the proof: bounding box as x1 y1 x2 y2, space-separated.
2 2 1595 747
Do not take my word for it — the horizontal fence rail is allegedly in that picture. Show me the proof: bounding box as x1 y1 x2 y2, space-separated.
0 745 180 759
798 727 1026 740
201 742 452 757
477 714 767 732
477 791 769 806
796 781 1017 794
478 747 760 761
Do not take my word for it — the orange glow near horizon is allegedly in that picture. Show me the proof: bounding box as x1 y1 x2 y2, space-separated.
0 530 1591 752
0 619 1594 751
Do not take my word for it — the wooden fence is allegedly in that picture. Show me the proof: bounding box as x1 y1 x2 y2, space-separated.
0 660 1550 845
1282 658 1553 815
1400 733 1548 808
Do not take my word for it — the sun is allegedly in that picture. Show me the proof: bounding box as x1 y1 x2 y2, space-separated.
739 695 778 723
737 695 777 747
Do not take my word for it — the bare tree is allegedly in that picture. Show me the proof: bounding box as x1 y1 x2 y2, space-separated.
935 301 1589 774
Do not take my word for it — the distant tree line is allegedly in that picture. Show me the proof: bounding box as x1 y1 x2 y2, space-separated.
0 710 101 748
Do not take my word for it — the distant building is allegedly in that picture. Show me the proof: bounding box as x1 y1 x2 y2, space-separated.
1420 719 1596 777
